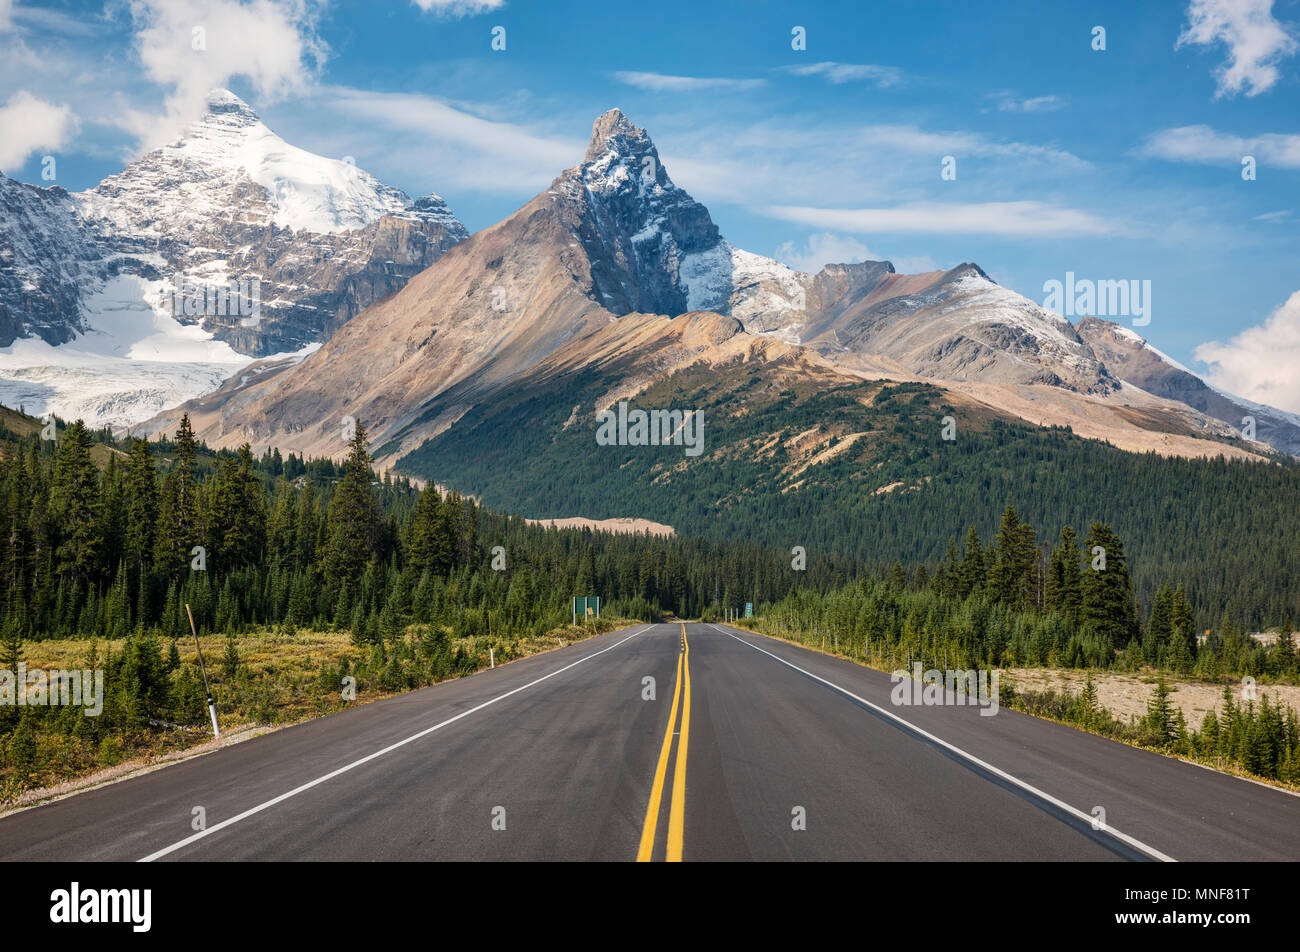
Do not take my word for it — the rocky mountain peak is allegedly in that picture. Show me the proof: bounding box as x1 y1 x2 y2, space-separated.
584 108 646 163
200 87 262 127
559 110 721 317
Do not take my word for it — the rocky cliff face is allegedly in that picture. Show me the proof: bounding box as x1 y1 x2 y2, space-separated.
0 174 105 348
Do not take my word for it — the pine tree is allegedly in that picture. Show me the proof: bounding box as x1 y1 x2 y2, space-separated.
1078 674 1099 727
1146 676 1175 746
1146 585 1174 662
154 416 200 576
1046 525 1082 616
47 420 100 586
124 437 157 579
408 486 454 578
1274 614 1295 677
1171 583 1196 660
323 422 379 582
1080 522 1135 653
958 527 985 598
998 507 1037 609
222 634 240 682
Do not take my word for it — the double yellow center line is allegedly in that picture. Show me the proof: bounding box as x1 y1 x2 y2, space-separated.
636 623 691 862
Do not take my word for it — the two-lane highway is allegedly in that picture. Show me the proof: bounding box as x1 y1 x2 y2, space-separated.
3 622 1299 861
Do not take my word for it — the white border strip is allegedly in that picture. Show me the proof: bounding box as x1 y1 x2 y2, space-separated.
140 625 654 862
710 624 1176 862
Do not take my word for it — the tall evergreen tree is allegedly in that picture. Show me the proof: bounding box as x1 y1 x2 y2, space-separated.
123 437 158 580
154 416 200 576
323 421 379 582
47 421 100 586
958 527 985 598
1080 522 1136 653
1046 525 1082 617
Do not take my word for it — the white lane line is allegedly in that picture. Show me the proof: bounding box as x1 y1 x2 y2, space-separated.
709 624 1177 863
140 624 656 862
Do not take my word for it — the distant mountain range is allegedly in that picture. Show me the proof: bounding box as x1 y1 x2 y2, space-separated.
2 98 1296 462
141 108 1298 464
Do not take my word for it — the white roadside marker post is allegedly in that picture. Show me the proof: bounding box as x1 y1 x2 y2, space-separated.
186 603 220 739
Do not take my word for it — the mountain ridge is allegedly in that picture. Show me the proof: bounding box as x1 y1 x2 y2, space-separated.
148 108 1289 466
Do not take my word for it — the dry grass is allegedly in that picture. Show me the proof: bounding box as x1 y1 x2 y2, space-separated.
3 618 632 812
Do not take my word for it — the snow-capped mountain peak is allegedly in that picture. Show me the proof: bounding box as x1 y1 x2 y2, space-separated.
92 87 456 236
0 88 467 429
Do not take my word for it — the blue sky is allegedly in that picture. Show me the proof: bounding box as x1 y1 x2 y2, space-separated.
2 0 1299 409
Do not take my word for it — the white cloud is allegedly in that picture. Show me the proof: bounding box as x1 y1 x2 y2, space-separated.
1195 290 1300 413
0 0 12 33
784 62 902 87
763 201 1123 238
0 90 78 170
125 0 328 150
411 0 504 15
315 86 581 193
992 92 1066 113
1138 124 1300 168
774 232 937 274
1251 209 1291 223
612 71 765 92
860 123 1086 169
1176 0 1298 98
652 117 1090 214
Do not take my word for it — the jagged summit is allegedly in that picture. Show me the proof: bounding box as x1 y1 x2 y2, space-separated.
200 87 261 123
584 108 649 163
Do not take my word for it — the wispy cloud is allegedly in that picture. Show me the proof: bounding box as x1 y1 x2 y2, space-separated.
783 62 902 87
639 114 1092 220
612 71 765 92
1196 289 1300 413
1138 124 1300 168
411 0 505 15
1176 0 1298 98
774 232 937 274
990 92 1066 113
313 86 581 193
1252 209 1291 223
0 89 78 170
859 123 1087 169
10 2 102 36
762 201 1124 238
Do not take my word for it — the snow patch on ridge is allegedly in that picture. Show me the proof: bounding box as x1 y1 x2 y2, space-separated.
679 239 811 338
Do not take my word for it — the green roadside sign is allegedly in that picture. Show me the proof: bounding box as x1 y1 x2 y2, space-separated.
572 596 600 624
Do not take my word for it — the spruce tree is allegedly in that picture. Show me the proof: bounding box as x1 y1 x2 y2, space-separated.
1046 525 1082 617
154 416 200 576
958 527 985 598
47 420 100 586
1080 522 1135 653
323 421 379 582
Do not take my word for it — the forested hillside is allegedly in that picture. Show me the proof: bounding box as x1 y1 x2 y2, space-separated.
397 357 1300 629
0 408 842 647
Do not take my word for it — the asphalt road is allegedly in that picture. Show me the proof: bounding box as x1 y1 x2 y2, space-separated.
3 622 1299 861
